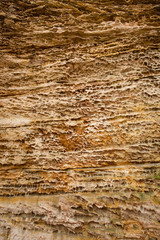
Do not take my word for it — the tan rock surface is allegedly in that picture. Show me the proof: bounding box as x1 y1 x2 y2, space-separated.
0 0 160 239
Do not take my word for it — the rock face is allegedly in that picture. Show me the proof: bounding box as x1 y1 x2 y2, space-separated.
0 0 160 239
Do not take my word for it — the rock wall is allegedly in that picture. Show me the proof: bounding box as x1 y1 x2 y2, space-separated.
0 0 160 239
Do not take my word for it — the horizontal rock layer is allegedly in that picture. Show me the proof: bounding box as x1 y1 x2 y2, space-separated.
0 0 160 239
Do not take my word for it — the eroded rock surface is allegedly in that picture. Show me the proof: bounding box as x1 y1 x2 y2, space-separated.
0 0 160 239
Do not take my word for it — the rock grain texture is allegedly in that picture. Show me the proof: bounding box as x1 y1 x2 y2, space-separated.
0 0 160 239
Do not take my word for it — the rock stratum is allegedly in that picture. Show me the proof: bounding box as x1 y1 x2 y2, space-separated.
0 0 160 239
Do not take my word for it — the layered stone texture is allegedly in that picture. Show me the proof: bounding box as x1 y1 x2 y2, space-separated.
0 0 160 239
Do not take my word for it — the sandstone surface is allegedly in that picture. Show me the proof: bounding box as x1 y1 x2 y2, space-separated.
0 0 160 239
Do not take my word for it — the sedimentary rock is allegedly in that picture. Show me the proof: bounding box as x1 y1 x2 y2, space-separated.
0 0 160 239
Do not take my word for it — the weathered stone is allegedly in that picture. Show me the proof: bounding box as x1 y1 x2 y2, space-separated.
0 0 160 239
